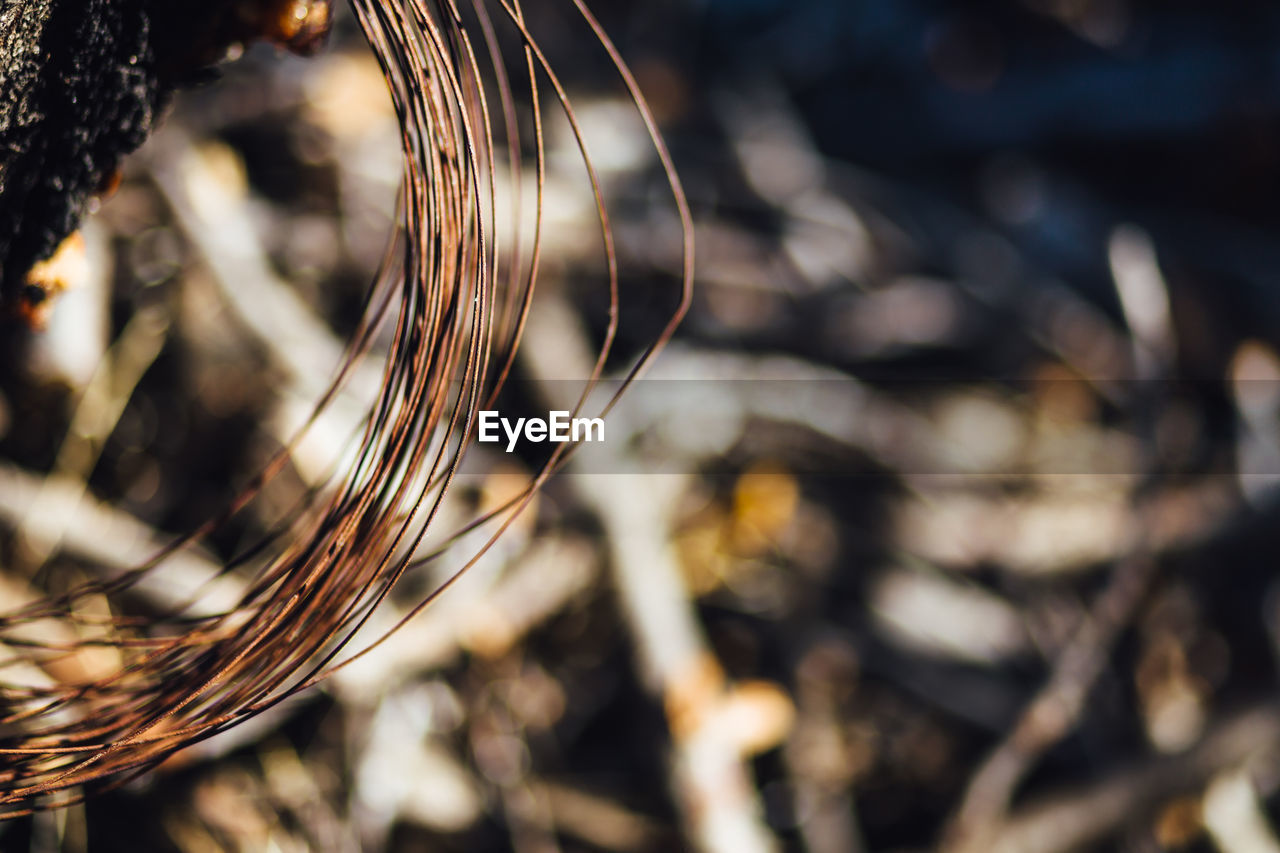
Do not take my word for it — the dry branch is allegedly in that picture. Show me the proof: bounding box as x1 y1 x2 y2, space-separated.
977 703 1280 853
521 297 779 853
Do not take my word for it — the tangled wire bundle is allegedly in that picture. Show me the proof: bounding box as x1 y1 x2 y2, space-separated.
0 0 692 814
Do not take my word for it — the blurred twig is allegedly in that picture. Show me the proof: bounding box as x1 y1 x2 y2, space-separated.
944 548 1158 852
975 703 1280 853
522 297 781 853
149 135 378 400
0 463 238 618
147 133 382 483
16 305 169 570
1203 767 1280 853
945 222 1184 852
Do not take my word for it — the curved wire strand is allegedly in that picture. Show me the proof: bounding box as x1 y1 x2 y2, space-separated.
0 0 693 814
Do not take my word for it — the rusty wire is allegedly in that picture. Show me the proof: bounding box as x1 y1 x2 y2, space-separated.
0 0 693 815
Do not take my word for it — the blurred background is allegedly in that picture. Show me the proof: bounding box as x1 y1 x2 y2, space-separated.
7 0 1280 851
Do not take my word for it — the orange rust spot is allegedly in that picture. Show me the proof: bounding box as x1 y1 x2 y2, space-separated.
274 0 334 55
94 167 123 202
19 232 87 330
235 0 333 56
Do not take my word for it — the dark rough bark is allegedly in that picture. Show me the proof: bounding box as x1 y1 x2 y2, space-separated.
0 0 166 307
0 0 326 312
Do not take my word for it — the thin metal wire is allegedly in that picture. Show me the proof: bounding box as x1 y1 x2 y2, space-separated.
0 0 693 814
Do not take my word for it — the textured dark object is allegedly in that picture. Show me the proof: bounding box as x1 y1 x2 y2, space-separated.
0 0 330 314
0 0 165 309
